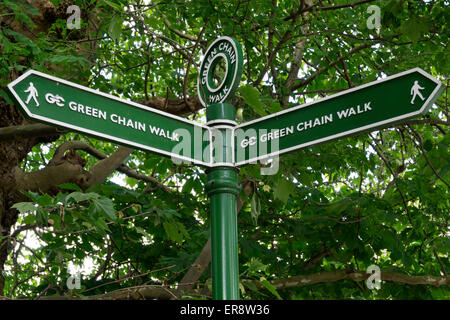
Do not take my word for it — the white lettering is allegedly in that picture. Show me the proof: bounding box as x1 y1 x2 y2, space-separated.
69 101 77 111
337 102 372 119
149 125 160 135
313 117 321 127
337 108 349 119
323 113 333 124
68 101 106 120
110 114 146 131
348 107 356 116
148 125 179 141
179 304 214 317
304 120 312 130
286 126 294 135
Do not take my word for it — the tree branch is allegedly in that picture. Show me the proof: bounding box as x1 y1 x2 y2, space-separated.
138 95 203 116
406 125 450 188
0 123 64 141
85 146 133 187
317 0 377 11
253 269 450 291
49 141 174 193
175 237 211 296
163 17 197 42
292 43 372 91
368 133 413 225
35 269 449 300
13 161 86 194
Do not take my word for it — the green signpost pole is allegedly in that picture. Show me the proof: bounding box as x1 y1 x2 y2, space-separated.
199 37 244 300
205 104 240 300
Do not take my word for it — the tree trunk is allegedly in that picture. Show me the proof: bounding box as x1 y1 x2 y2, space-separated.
0 98 59 294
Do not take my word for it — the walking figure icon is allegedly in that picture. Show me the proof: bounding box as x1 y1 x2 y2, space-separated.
410 80 425 104
24 82 39 107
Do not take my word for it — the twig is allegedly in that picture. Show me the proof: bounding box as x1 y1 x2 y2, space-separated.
368 133 413 225
406 125 450 188
182 18 209 110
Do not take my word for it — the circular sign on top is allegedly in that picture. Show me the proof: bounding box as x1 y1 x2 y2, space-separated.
197 36 243 107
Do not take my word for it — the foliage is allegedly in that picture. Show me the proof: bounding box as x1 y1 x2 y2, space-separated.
0 0 448 300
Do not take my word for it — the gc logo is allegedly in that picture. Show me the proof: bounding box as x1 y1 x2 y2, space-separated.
240 136 257 148
45 93 65 107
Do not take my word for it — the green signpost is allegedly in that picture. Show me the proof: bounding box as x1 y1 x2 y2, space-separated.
199 36 244 300
7 36 444 301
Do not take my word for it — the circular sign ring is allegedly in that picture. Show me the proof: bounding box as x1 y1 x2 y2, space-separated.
197 36 243 107
206 53 229 93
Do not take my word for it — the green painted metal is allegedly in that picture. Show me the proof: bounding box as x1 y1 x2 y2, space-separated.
207 103 236 165
206 65 242 300
202 37 243 300
206 100 241 299
234 68 444 166
206 103 236 123
198 37 243 107
206 167 240 300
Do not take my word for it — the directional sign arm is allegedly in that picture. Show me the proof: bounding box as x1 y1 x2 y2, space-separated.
234 68 444 166
8 70 212 167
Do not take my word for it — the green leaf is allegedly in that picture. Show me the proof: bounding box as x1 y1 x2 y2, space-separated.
22 214 36 225
423 139 433 151
108 15 123 42
245 257 269 276
35 194 53 207
239 281 246 296
125 177 137 188
11 202 36 214
242 279 259 292
158 208 180 219
104 0 122 11
0 88 14 105
68 192 99 202
400 17 431 42
59 183 82 192
36 207 49 226
92 197 116 221
273 178 295 204
162 220 187 243
163 221 179 242
259 277 282 300
90 219 109 236
238 85 267 116
22 191 40 202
